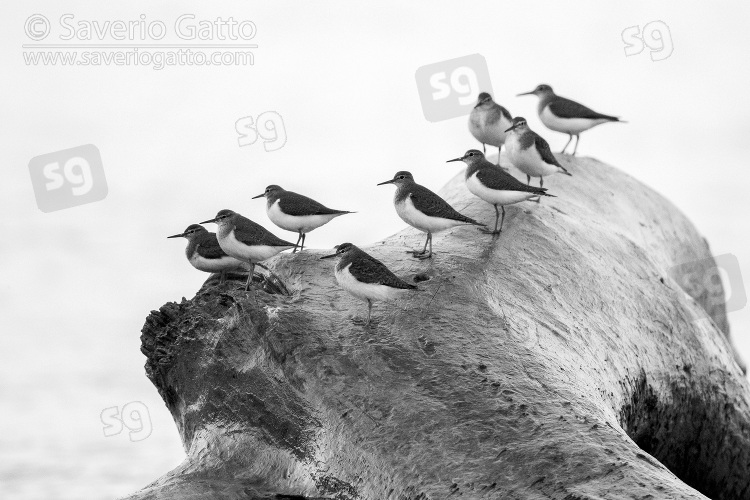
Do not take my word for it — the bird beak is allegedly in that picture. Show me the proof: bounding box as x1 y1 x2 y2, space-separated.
167 233 184 239
320 253 338 259
517 90 534 96
504 124 517 132
251 193 265 199
446 157 464 163
377 179 395 186
200 218 217 224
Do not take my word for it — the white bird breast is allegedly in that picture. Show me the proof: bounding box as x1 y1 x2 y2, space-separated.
505 134 560 178
267 199 342 233
335 263 404 303
468 107 511 147
189 252 248 273
466 171 537 205
540 106 610 135
219 229 292 262
395 195 466 233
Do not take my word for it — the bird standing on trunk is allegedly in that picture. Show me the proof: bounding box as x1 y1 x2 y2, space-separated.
200 209 295 291
447 150 553 234
504 116 571 195
469 92 513 167
518 84 622 155
167 224 250 283
252 185 353 252
321 243 418 325
377 171 484 259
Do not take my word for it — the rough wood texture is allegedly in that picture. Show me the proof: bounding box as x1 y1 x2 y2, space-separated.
129 155 749 500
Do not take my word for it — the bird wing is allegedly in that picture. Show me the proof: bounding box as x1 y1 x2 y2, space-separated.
196 233 229 259
533 134 565 169
548 97 618 121
279 191 349 216
476 166 547 194
349 252 417 289
409 185 481 225
487 102 513 123
233 219 295 247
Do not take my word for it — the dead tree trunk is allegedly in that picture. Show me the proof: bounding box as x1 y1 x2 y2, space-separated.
129 156 750 500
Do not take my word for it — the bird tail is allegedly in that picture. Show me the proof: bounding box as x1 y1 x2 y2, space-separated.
560 168 572 176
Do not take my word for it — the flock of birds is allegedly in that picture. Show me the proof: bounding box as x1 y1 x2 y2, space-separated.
169 84 622 324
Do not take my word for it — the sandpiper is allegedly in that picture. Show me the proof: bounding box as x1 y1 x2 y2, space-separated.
320 243 418 325
200 209 295 291
447 150 552 234
518 84 622 155
167 224 249 283
377 171 484 259
469 92 513 166
252 185 353 252
504 117 571 193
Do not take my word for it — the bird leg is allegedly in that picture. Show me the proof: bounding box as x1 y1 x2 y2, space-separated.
534 177 543 203
244 263 255 291
482 143 486 153
299 233 306 252
479 205 503 235
411 232 433 259
526 175 531 185
572 135 580 156
561 134 573 154
417 233 433 260
292 232 303 253
219 271 226 284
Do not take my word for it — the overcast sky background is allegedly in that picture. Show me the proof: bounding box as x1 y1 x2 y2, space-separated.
2 2 750 499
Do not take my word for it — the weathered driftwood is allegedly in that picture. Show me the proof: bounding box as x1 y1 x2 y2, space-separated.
129 155 749 500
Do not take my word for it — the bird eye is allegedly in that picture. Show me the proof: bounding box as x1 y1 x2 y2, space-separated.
398 175 405 179
469 152 474 156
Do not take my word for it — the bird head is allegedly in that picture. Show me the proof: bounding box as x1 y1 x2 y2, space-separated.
320 242 356 260
474 92 493 108
200 209 236 227
377 171 415 187
167 224 208 240
252 184 284 200
504 116 529 133
446 149 485 166
517 83 554 97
